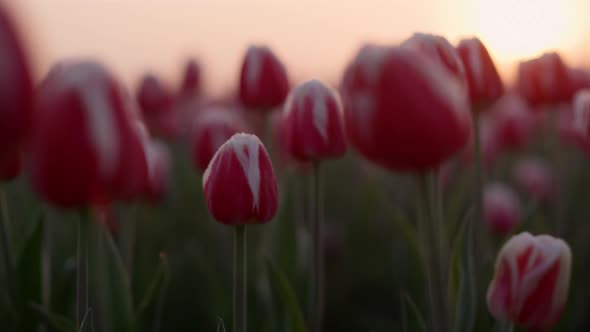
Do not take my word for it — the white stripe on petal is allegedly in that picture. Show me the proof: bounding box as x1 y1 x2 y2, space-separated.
245 46 266 93
229 133 262 209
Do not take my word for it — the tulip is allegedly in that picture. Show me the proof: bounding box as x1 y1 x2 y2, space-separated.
142 140 170 203
489 93 534 151
191 107 248 171
569 67 590 95
137 74 174 116
572 89 590 138
483 183 522 235
203 133 278 224
202 133 278 332
401 33 466 83
516 53 574 106
238 46 289 110
487 232 572 330
456 37 504 107
282 79 347 162
0 3 33 156
30 60 146 208
512 158 555 203
341 45 471 172
180 58 201 97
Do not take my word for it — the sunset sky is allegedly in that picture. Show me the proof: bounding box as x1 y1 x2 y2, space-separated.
13 0 590 95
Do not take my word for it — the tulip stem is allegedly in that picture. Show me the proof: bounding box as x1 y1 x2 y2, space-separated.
311 162 325 332
0 187 15 304
233 225 247 332
419 173 450 332
76 210 90 331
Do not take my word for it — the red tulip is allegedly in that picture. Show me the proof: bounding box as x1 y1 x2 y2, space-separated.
30 60 146 207
239 46 289 109
137 74 173 116
483 182 522 235
569 67 590 95
572 89 590 138
180 58 201 97
0 147 21 181
489 93 534 150
516 53 574 106
203 133 278 225
487 232 572 330
512 158 555 203
0 3 33 154
282 80 347 162
191 107 248 171
401 33 466 83
143 140 170 202
341 45 471 172
456 37 504 107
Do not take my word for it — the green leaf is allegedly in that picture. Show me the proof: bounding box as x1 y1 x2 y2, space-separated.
16 216 44 331
30 303 75 332
135 256 166 318
264 257 307 332
400 291 427 332
93 225 136 332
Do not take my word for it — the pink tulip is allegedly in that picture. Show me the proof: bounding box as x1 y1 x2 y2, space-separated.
0 3 33 159
512 158 555 203
191 107 249 171
30 60 147 207
483 182 522 234
401 33 466 83
489 93 534 151
516 53 574 106
203 133 278 224
487 232 572 330
180 58 202 97
239 46 289 110
282 80 347 162
456 37 504 107
341 45 471 171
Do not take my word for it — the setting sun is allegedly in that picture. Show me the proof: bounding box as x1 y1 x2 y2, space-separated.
472 0 576 63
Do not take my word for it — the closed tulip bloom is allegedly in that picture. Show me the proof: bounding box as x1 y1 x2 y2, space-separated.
487 232 572 330
516 53 574 106
572 89 590 138
30 60 146 207
490 93 534 150
143 140 170 202
0 4 34 153
512 158 555 203
137 74 173 116
203 133 278 224
191 107 248 171
283 80 347 162
341 46 471 171
401 33 466 83
569 67 590 95
239 46 289 109
456 37 504 106
180 59 201 97
484 182 522 234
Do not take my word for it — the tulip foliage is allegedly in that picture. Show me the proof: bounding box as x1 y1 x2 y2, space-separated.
2 4 590 332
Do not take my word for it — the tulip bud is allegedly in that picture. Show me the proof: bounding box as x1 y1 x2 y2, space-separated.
0 3 33 153
341 46 471 171
483 182 522 235
283 80 347 162
31 60 145 207
456 37 504 107
137 74 173 117
239 46 289 109
488 93 534 151
180 58 201 97
191 107 248 171
517 53 574 106
203 133 278 224
512 158 555 203
487 232 572 330
401 33 466 83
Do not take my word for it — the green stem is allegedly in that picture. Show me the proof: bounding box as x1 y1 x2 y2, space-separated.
311 163 324 332
76 211 90 331
418 173 450 332
549 110 565 236
0 187 15 304
121 205 137 280
233 225 247 332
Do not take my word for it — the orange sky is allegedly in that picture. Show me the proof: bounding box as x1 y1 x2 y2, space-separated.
13 0 590 95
